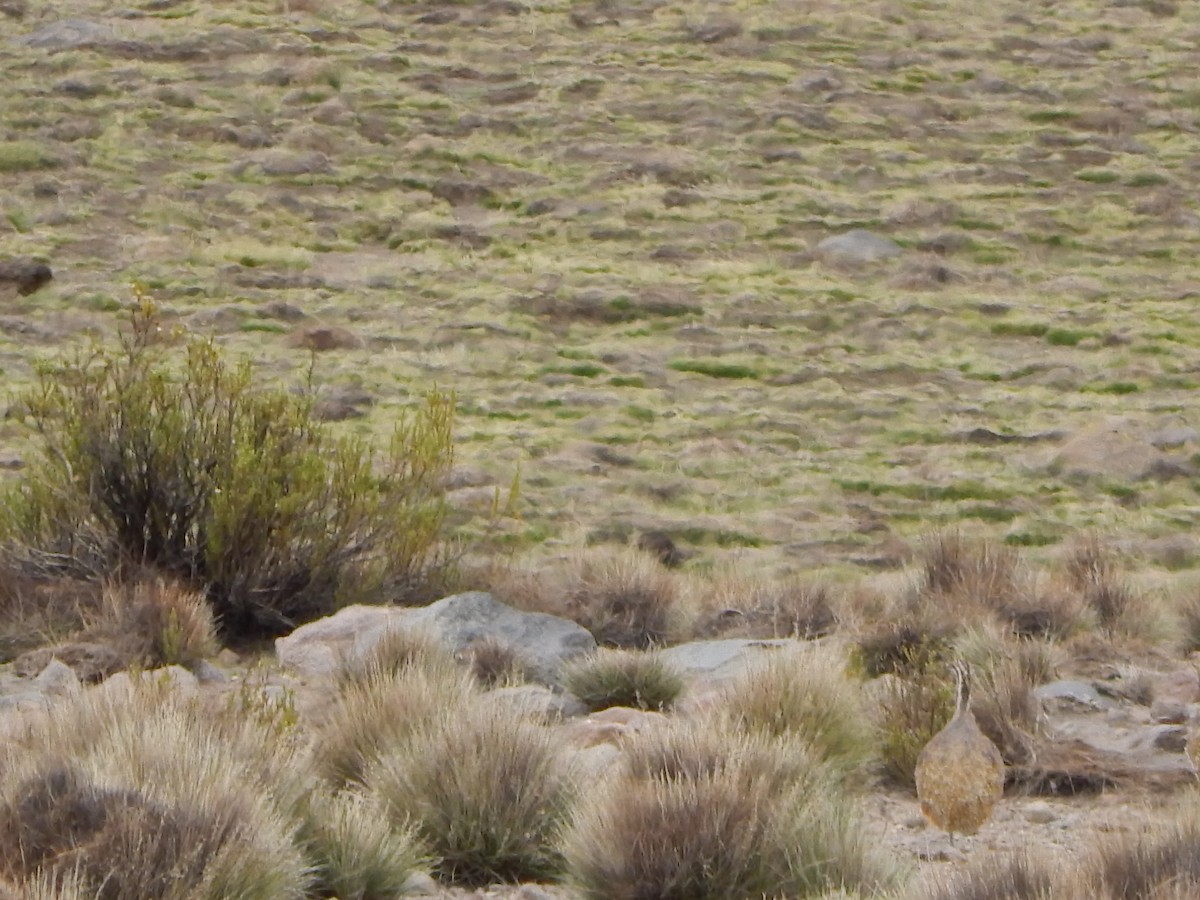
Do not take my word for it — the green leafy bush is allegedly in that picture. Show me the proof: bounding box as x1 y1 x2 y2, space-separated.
1 292 455 638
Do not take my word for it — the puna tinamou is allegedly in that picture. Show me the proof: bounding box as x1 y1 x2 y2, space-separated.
915 660 1005 839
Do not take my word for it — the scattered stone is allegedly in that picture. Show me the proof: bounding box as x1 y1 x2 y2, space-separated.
398 591 597 685
563 706 669 748
13 19 117 50
1155 669 1200 706
1035 680 1112 712
814 229 902 264
14 642 123 683
285 325 363 351
1151 699 1188 725
191 660 228 685
276 604 400 677
658 638 798 683
0 258 52 297
1150 726 1188 754
490 684 588 720
34 659 80 697
1023 801 1058 825
1050 419 1178 482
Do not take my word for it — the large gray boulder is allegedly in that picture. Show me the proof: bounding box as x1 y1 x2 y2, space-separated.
276 593 596 685
394 591 596 685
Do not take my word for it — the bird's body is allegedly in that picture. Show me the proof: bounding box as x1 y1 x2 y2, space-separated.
914 663 1005 837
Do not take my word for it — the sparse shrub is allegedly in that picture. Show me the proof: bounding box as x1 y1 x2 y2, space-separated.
563 648 685 711
0 293 455 640
1064 535 1162 639
853 620 951 678
84 576 219 669
562 719 899 900
367 700 571 886
298 789 428 900
919 850 1059 900
922 529 1022 614
998 576 1087 639
0 574 98 662
718 647 876 774
316 658 475 787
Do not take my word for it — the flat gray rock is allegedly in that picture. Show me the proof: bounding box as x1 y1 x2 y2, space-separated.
659 638 799 681
815 229 902 264
14 19 117 50
1034 679 1112 711
399 591 596 686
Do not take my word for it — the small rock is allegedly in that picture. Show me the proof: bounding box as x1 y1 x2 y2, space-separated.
1035 680 1113 712
490 684 588 720
191 660 228 684
1151 725 1188 754
1156 669 1200 706
34 659 81 697
276 604 401 677
13 18 116 50
814 229 902 264
1151 699 1188 725
1023 801 1058 825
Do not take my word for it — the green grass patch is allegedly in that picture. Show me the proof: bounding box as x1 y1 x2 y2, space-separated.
1127 172 1169 187
608 375 645 388
837 479 1011 502
1093 381 1140 395
0 141 58 172
1075 169 1120 184
623 406 656 423
1045 328 1087 347
674 526 763 548
542 363 606 378
1004 532 1058 547
960 505 1019 523
1027 110 1077 123
991 322 1049 338
241 322 287 334
668 360 761 380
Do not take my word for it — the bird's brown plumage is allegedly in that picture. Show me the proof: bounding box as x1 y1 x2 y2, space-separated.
914 662 1005 836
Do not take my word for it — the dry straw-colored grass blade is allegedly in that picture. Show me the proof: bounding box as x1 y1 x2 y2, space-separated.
915 660 1005 837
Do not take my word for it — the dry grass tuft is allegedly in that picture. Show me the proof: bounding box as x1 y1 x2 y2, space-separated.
316 658 476 788
488 547 684 648
922 529 1022 612
335 625 456 690
954 626 1044 765
298 788 429 900
83 575 219 669
457 635 528 687
562 648 685 711
871 658 956 789
1173 589 1200 653
0 685 311 900
692 568 838 639
919 850 1060 900
1079 805 1200 899
563 718 899 900
366 699 571 886
716 646 876 774
0 574 99 663
1063 535 1163 639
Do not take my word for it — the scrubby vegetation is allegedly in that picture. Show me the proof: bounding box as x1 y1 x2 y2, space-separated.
1 294 455 640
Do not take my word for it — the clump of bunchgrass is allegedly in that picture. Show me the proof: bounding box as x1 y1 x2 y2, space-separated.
717 646 876 775
953 625 1044 765
457 635 529 687
1077 804 1200 899
1064 534 1164 640
334 625 456 691
0 685 312 900
563 648 685 711
315 657 476 788
487 547 685 649
83 575 219 669
692 567 838 639
366 699 571 886
918 850 1060 900
562 718 900 900
298 788 429 900
868 645 956 788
